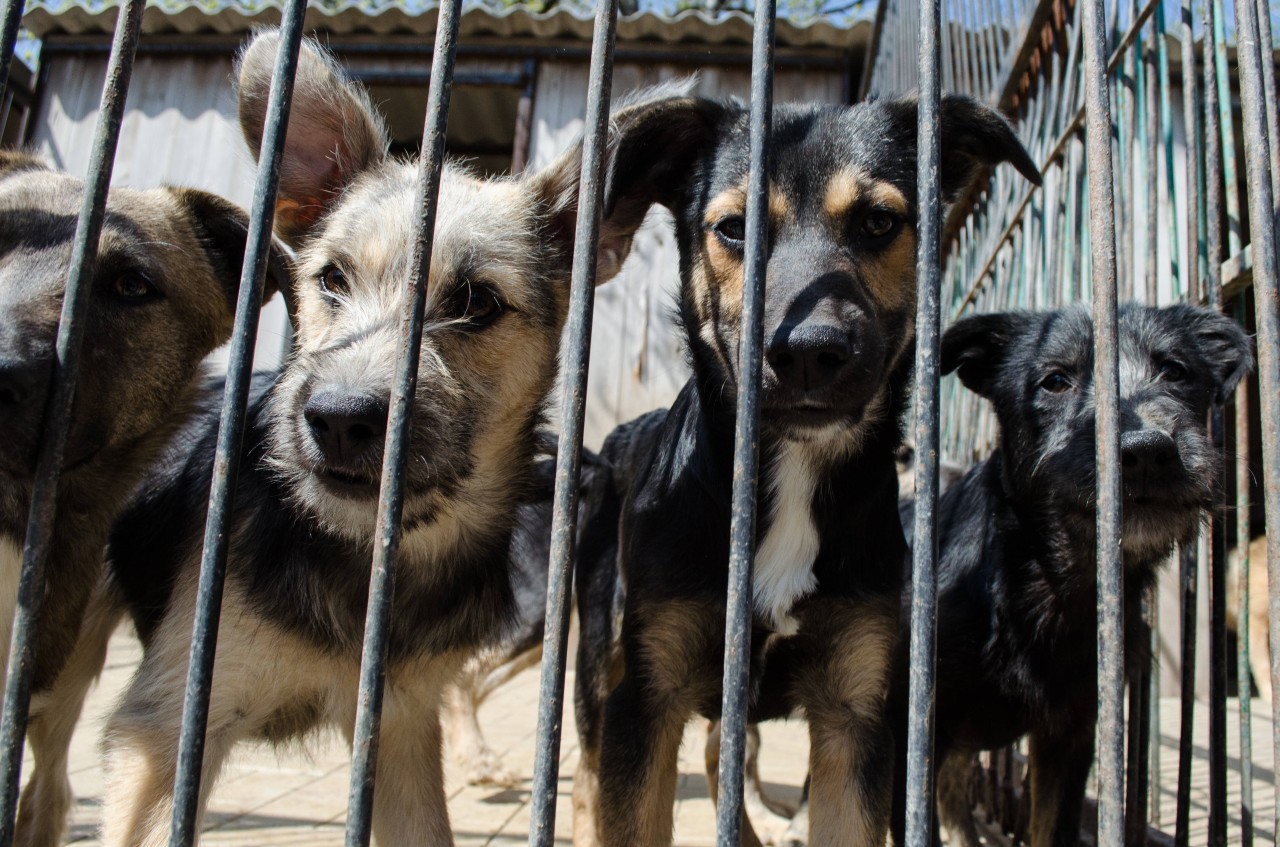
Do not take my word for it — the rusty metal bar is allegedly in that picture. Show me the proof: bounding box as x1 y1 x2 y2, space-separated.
714 0 775 842
342 1 461 844
526 0 619 840
1080 0 1123 843
165 2 307 843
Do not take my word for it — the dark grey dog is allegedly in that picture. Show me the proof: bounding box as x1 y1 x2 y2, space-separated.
890 303 1253 847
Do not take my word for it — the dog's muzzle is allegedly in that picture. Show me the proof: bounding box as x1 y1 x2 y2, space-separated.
302 388 389 492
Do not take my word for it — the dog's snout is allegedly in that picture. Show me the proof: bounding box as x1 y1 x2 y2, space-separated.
766 325 852 392
1120 429 1177 475
304 390 388 465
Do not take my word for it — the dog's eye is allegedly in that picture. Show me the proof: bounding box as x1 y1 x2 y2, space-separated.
318 264 349 297
713 216 746 245
1158 361 1188 382
1039 372 1072 393
863 209 899 239
449 283 503 328
111 272 158 302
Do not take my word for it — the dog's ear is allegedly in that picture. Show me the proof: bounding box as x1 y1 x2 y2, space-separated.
936 96 1041 199
171 187 296 319
940 312 1021 398
237 30 388 248
526 84 726 285
1181 306 1254 404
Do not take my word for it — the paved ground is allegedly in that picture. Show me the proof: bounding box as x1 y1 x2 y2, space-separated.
43 629 1277 845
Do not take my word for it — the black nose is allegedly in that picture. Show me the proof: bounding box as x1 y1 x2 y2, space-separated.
1120 429 1178 476
766 326 852 392
0 359 39 409
303 390 388 465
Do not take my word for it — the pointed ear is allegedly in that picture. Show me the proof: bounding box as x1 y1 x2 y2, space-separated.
237 30 388 247
170 187 296 319
525 83 726 285
1181 305 1254 404
941 312 1023 399
936 95 1041 199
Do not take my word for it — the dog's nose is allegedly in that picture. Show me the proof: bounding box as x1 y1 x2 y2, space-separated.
0 359 38 409
303 390 388 464
766 326 852 392
1120 429 1177 475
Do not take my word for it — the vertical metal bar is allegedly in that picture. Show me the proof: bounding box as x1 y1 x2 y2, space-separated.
714 0 774 841
1259 0 1280 207
526 0 618 841
1175 540 1198 847
1233 350 1252 846
904 0 942 834
0 0 22 106
1201 1 1228 842
1081 0 1123 843
1210 0 1241 259
343 2 460 844
0 0 142 837
1228 0 1280 832
166 2 307 843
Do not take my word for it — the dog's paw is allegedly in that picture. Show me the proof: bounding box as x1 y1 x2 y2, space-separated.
459 747 521 788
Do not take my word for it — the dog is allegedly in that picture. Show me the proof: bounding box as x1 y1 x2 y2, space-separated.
1227 533 1270 702
0 150 289 847
569 94 1040 846
890 303 1253 847
94 36 704 846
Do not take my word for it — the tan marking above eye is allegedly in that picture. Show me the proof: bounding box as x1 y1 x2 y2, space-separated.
823 168 865 220
865 181 909 217
704 183 790 232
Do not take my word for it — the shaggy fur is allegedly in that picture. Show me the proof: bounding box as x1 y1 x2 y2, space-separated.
569 94 1040 846
890 303 1254 847
96 33 693 847
0 150 288 847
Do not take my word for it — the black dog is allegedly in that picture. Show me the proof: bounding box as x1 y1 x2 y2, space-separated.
891 303 1253 847
571 94 1040 846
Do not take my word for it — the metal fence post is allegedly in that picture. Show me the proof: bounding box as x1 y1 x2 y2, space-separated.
525 0 620 841
903 0 943 839
714 1 775 842
342 2 462 844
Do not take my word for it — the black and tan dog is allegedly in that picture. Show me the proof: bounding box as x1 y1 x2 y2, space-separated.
0 151 288 847
570 96 1040 845
890 303 1253 847
94 36 697 847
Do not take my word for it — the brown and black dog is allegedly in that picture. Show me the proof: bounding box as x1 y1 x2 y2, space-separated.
0 150 288 847
570 95 1040 846
93 38 706 847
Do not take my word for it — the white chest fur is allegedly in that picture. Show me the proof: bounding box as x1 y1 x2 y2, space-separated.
753 443 820 636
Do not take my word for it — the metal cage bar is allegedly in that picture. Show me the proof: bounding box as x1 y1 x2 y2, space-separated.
526 0 619 840
0 0 22 104
0 0 144 837
713 0 775 841
342 1 462 844
1079 1 1124 846
164 4 307 842
903 0 943 840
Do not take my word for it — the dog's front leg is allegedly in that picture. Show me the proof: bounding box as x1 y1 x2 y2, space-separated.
598 598 719 847
1026 726 1094 847
100 651 238 847
369 685 453 847
796 603 896 847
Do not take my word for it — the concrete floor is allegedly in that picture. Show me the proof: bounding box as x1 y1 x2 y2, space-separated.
38 629 1279 845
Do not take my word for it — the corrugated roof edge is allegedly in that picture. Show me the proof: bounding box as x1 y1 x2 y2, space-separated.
22 1 872 49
